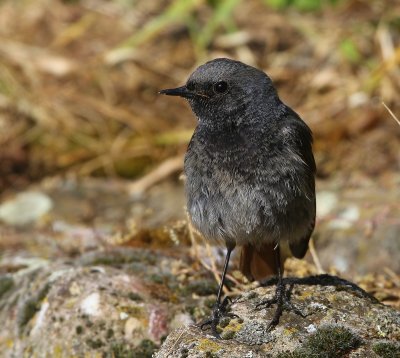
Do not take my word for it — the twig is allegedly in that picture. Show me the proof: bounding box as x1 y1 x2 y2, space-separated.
309 238 325 274
128 155 183 196
384 267 400 287
165 328 187 357
200 242 242 292
382 101 400 126
187 216 241 293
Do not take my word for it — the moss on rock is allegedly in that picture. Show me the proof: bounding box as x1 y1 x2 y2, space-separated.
373 341 400 358
0 276 14 299
278 325 361 358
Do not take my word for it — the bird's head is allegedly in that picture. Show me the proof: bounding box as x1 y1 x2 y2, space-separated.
160 58 280 126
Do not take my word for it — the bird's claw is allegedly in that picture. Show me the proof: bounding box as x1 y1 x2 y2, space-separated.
199 297 238 338
199 303 225 338
256 283 307 331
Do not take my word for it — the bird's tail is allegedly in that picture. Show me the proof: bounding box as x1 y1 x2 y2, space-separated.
239 243 286 282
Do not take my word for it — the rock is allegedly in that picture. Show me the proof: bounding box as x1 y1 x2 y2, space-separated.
0 248 213 358
314 180 400 276
155 275 400 358
0 191 53 226
328 204 360 230
1 247 399 357
316 191 338 218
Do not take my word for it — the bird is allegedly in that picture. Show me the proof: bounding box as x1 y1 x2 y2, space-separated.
159 58 316 337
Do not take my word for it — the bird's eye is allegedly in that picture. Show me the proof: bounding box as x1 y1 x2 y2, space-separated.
213 81 228 94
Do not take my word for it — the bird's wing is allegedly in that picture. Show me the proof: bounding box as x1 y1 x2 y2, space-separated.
289 211 315 259
285 109 316 259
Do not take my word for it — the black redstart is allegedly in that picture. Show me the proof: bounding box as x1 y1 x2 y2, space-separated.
160 58 316 337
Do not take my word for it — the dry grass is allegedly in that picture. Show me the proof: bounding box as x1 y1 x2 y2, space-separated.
0 0 399 192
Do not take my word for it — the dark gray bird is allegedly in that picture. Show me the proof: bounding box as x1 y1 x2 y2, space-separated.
160 58 316 336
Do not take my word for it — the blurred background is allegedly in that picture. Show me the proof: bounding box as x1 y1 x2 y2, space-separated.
0 0 399 305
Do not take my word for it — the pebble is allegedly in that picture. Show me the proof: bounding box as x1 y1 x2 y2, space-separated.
0 191 53 226
316 191 338 218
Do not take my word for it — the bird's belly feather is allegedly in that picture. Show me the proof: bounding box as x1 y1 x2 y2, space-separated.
186 172 314 247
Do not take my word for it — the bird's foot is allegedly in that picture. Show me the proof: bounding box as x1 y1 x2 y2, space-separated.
256 282 306 331
200 297 238 338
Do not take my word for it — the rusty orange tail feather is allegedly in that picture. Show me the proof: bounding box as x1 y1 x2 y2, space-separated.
239 243 285 282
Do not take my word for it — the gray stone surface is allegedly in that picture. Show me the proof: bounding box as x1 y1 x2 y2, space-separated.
0 248 205 358
1 251 399 357
155 276 400 358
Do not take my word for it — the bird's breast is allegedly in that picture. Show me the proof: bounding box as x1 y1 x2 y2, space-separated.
184 124 315 247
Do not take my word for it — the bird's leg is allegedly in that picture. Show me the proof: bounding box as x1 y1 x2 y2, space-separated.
260 243 284 330
256 244 306 331
200 243 237 338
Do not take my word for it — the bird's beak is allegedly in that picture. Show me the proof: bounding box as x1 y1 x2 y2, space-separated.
159 86 194 99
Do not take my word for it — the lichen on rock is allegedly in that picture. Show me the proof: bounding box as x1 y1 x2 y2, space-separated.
155 275 400 358
0 248 210 357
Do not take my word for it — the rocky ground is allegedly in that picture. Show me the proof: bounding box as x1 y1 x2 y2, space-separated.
156 276 400 358
0 248 211 357
0 0 399 356
0 177 399 357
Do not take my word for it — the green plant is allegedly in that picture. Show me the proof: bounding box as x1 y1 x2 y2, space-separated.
109 0 241 58
263 0 341 11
